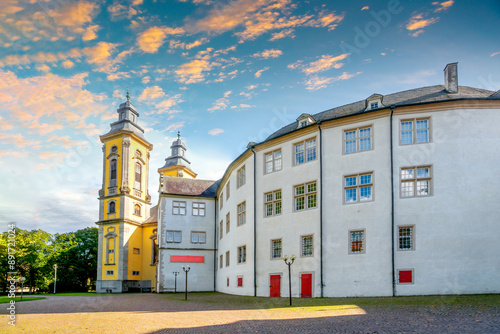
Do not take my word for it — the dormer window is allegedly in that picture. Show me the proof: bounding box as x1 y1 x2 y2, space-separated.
300 120 308 127
365 94 384 111
370 102 379 110
296 113 316 129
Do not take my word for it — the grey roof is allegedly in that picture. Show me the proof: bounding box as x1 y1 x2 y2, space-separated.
266 85 497 141
104 101 146 139
160 157 193 169
162 176 220 197
142 205 158 224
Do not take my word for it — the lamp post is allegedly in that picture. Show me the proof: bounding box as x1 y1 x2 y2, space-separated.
19 277 26 300
53 264 57 294
283 255 295 306
182 265 190 301
173 271 179 293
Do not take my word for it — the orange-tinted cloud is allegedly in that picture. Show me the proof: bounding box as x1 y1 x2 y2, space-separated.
269 28 295 41
49 1 99 28
406 13 439 31
433 1 454 12
137 26 185 53
138 86 166 101
304 72 361 91
290 53 350 75
252 49 283 59
208 128 224 135
82 24 100 41
175 59 214 84
254 67 269 78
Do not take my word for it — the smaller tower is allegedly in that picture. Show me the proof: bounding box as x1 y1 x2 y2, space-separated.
158 131 197 179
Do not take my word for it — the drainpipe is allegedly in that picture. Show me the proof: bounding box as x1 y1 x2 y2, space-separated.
318 122 324 298
214 193 217 292
390 105 396 297
250 147 257 297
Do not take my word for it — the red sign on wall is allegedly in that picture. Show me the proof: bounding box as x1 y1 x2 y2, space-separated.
170 255 205 263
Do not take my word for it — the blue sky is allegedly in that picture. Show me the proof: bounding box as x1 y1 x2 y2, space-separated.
0 0 499 234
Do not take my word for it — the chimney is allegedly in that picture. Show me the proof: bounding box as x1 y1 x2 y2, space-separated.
444 62 458 93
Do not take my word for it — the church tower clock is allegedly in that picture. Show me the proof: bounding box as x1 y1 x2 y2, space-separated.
96 93 155 293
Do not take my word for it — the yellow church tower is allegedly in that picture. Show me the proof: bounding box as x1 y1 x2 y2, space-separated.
96 93 157 293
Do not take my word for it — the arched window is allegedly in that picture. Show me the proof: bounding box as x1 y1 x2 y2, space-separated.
110 159 117 186
106 237 115 264
134 163 142 190
151 229 158 265
134 204 141 216
108 201 116 214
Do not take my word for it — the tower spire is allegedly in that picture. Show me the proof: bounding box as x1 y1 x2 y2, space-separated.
126 89 131 102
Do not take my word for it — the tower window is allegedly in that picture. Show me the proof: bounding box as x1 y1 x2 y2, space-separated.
108 201 116 214
134 163 142 190
110 159 117 187
134 204 141 216
110 145 118 153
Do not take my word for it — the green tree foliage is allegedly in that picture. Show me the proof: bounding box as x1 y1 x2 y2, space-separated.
0 227 98 293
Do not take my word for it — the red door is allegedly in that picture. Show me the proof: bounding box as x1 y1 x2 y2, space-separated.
270 275 281 297
301 274 312 298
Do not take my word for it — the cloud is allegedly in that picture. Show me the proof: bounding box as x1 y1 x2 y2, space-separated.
361 6 369 11
175 59 214 84
49 1 99 28
62 60 75 68
491 52 500 57
138 86 166 101
269 28 295 41
208 94 230 112
406 13 439 31
252 49 283 59
82 24 100 41
304 72 361 90
432 1 454 12
290 53 350 75
255 67 269 78
165 121 185 132
0 133 41 148
208 128 224 136
137 26 185 53
36 63 51 73
169 37 209 50
154 94 184 114
47 134 85 148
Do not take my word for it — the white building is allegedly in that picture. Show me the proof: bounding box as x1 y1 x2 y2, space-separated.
99 63 500 297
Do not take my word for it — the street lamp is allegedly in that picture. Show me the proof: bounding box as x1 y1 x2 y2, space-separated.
19 277 26 301
182 265 190 301
53 264 58 294
173 271 180 293
283 255 295 306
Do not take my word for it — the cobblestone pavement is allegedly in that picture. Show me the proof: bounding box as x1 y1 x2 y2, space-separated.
1 293 499 333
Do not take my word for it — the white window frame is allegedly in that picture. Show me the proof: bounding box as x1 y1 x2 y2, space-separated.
265 190 282 217
237 201 246 226
192 202 206 216
398 225 415 251
301 235 313 257
226 212 230 234
294 138 317 166
294 181 317 211
271 239 282 260
400 118 430 145
237 245 246 264
344 126 373 154
264 149 282 174
226 181 230 200
344 172 374 204
172 201 186 215
349 229 366 255
400 166 432 198
237 166 246 188
166 230 182 243
191 231 206 244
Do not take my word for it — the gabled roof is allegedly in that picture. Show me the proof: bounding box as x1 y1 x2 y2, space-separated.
266 85 496 141
162 176 220 197
142 205 158 224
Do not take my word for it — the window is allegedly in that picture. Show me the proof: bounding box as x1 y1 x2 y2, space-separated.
237 166 246 188
173 201 186 215
370 102 379 109
133 248 140 254
110 145 118 153
219 220 223 239
294 138 316 165
300 120 308 127
110 159 117 186
398 226 414 250
108 201 116 214
166 230 182 243
398 269 414 284
106 237 115 264
344 126 372 154
265 190 282 216
226 213 230 234
225 251 230 267
237 202 246 226
219 255 223 269
401 118 430 145
265 150 282 174
344 173 373 204
272 239 282 259
132 271 140 276
401 166 431 197
349 230 365 254
134 163 142 190
294 182 317 211
106 270 114 275
226 181 230 200
134 204 141 216
191 231 206 244
302 235 313 257
237 276 243 287
237 245 246 264
227 277 229 287
219 193 223 210
192 202 206 216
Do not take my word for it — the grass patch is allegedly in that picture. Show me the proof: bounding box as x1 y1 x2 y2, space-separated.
0 296 45 304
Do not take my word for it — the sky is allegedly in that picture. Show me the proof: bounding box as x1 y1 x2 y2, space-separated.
0 0 499 234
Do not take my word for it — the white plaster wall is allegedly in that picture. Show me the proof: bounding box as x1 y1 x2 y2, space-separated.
394 108 500 295
216 155 255 296
322 118 393 297
255 130 322 297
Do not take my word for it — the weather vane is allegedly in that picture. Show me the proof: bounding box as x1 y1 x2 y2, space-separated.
177 131 181 139
126 89 130 102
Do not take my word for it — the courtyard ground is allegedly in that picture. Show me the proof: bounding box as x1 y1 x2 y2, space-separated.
1 292 499 333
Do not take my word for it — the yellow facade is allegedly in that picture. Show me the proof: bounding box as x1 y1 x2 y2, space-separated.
101 224 119 280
